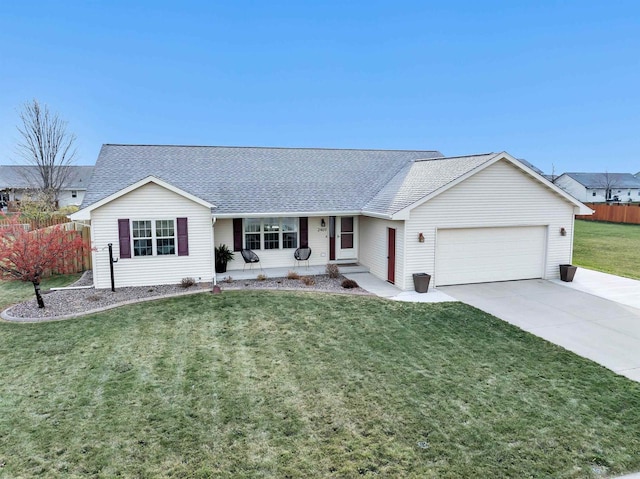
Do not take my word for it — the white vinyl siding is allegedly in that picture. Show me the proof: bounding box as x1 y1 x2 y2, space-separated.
57 189 86 207
404 160 576 289
435 226 546 286
214 216 330 270
555 175 590 202
90 182 213 288
358 216 405 289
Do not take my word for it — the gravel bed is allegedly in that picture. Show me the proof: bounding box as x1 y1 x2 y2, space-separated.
2 272 369 321
221 274 369 293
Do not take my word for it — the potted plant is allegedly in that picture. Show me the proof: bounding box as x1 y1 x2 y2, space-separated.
215 244 234 273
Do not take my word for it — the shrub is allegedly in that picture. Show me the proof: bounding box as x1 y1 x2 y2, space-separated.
287 271 300 280
257 274 268 281
181 277 196 288
57 205 79 215
341 279 359 289
301 276 316 286
326 263 340 278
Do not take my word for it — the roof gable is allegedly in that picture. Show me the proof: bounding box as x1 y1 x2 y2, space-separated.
364 153 497 215
70 176 214 220
388 152 591 218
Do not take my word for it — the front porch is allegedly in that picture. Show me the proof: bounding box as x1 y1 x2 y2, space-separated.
217 263 369 281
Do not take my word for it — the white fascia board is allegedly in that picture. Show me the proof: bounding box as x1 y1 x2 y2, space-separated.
70 176 215 221
390 152 593 218
213 210 361 218
360 210 394 220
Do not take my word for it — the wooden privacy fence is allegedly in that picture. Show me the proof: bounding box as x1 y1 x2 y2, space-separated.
577 203 640 225
0 215 71 231
38 222 92 276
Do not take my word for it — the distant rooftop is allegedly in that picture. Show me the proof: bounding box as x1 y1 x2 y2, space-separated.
562 172 640 188
0 165 94 190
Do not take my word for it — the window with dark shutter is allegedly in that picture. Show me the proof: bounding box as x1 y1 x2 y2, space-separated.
177 217 189 256
118 219 131 259
233 218 243 251
299 217 308 248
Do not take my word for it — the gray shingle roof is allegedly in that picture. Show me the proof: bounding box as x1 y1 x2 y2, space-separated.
364 153 497 215
0 165 94 190
563 172 640 188
82 145 448 215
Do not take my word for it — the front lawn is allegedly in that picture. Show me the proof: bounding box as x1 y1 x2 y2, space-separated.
0 274 80 311
1 291 639 478
573 219 640 279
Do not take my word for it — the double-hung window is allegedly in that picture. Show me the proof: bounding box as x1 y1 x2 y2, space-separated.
244 218 298 250
132 221 153 256
155 220 175 255
132 219 176 256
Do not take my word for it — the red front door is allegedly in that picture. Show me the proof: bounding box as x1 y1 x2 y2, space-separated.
387 227 396 283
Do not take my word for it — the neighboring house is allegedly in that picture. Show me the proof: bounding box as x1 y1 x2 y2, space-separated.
0 165 94 208
555 172 640 203
70 144 591 290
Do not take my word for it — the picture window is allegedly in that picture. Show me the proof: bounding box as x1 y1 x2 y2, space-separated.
244 217 298 250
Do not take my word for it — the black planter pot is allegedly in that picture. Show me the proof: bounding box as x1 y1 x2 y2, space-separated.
413 273 431 293
215 262 227 274
559 264 577 282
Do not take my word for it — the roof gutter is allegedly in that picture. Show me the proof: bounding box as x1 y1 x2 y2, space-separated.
360 210 394 220
212 210 362 219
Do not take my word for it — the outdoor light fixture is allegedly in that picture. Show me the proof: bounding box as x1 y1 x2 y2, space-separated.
321 218 326 227
418 232 425 243
560 227 567 236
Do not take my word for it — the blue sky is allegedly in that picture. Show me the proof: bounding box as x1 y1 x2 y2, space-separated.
1 1 638 173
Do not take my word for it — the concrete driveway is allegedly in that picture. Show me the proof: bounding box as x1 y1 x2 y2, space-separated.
440 279 640 382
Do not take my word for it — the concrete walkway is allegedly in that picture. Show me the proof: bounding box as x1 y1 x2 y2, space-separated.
342 272 456 303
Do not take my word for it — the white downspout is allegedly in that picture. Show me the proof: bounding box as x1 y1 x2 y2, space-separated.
212 216 217 287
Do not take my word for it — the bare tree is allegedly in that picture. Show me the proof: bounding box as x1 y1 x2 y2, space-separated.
14 99 78 207
598 171 618 201
549 163 558 184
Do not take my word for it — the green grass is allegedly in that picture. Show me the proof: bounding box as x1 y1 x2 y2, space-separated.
0 274 81 311
1 291 640 478
574 220 640 279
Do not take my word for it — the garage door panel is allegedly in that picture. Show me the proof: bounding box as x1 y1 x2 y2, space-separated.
435 226 546 286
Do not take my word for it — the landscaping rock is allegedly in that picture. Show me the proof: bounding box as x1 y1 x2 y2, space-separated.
2 272 369 321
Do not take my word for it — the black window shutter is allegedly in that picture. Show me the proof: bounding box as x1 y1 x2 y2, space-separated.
233 218 243 251
177 217 189 256
300 217 308 248
118 219 131 259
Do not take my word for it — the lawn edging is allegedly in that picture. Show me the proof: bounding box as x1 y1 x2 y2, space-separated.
0 288 211 323
0 285 375 323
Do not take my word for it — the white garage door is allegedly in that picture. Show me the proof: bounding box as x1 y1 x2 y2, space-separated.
435 226 547 286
